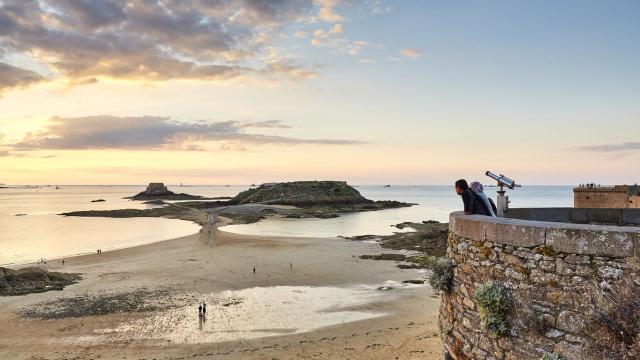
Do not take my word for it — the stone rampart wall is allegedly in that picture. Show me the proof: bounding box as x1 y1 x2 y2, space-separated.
439 212 640 360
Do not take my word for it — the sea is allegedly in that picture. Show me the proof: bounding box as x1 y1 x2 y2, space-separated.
0 184 573 266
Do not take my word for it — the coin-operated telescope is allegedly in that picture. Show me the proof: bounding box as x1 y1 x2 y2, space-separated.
485 171 521 217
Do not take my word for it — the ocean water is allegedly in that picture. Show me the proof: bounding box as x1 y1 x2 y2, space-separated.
0 184 573 266
221 185 574 237
0 185 244 266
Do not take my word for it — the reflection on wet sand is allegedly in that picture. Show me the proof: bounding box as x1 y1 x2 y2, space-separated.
94 285 419 345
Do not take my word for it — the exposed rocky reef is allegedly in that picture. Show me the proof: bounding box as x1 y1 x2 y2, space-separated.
21 288 172 319
349 221 448 256
128 183 207 201
0 267 80 296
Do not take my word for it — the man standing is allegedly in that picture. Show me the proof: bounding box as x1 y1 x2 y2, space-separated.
455 179 491 216
202 302 207 317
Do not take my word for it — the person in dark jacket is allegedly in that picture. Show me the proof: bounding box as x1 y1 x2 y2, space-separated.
455 179 491 215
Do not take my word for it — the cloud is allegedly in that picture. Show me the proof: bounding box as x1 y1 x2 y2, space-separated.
294 30 309 38
315 0 344 22
0 62 42 92
368 0 391 15
0 0 356 90
11 116 366 151
576 142 640 153
311 23 368 55
0 150 54 158
400 47 422 58
241 120 292 129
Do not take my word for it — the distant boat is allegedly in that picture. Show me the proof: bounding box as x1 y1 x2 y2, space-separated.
55 186 60 190
383 185 391 188
91 199 106 203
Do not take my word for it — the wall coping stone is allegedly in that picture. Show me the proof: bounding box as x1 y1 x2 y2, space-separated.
450 212 639 257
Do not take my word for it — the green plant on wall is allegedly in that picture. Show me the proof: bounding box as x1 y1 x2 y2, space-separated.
424 256 453 292
474 281 510 336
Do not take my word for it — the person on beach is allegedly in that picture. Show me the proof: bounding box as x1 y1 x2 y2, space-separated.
202 302 207 317
455 179 490 216
253 266 256 275
198 304 203 317
62 259 64 266
470 181 497 217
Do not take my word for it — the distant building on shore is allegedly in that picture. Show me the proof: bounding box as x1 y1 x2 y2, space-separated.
574 184 640 208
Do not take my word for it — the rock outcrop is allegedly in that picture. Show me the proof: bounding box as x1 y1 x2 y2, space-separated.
230 181 376 207
129 183 205 201
0 267 80 296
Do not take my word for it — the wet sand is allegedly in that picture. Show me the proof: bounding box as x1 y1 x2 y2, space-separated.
0 224 442 359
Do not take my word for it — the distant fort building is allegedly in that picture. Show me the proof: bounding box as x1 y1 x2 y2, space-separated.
574 184 640 208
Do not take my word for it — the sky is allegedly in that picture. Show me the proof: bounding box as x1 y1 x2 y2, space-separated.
0 0 639 185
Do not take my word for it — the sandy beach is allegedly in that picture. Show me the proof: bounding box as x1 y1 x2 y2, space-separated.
0 223 443 360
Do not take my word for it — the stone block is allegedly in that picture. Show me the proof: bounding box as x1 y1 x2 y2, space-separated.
502 254 524 267
485 221 545 247
545 328 564 338
598 265 623 279
564 254 589 265
554 341 583 360
557 311 586 334
451 215 486 241
555 258 572 275
545 225 635 257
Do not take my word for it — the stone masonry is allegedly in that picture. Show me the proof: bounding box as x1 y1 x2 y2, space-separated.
439 212 640 360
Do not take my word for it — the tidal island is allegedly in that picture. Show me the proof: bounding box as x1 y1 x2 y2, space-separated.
61 181 415 225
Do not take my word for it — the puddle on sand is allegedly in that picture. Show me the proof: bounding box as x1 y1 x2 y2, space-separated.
93 285 419 345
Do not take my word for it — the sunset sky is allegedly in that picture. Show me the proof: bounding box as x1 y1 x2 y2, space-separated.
1 0 639 185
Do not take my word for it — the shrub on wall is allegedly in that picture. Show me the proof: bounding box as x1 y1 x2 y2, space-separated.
474 281 510 336
424 256 453 293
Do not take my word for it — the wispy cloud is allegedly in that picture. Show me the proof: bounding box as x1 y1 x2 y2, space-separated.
368 0 392 15
311 23 369 55
315 0 344 22
10 116 366 151
240 120 292 129
400 47 422 59
0 62 42 93
576 142 640 153
0 0 366 92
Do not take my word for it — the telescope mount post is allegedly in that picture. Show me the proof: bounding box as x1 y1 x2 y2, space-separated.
496 185 509 217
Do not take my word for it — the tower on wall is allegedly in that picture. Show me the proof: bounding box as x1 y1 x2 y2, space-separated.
574 184 640 208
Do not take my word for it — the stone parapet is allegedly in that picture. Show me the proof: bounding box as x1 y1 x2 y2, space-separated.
440 212 640 360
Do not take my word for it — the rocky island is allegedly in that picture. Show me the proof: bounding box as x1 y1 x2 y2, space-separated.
62 181 415 225
127 183 207 201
